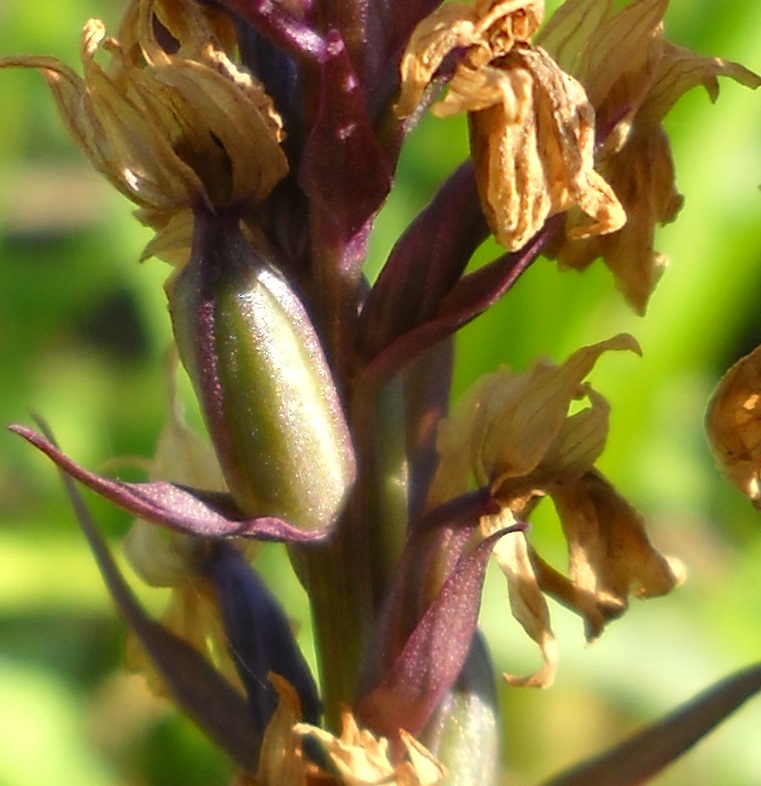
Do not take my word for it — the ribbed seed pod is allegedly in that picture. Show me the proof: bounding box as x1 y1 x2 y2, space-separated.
168 212 356 532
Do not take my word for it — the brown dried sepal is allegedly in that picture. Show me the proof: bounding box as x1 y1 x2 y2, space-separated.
548 470 683 641
435 335 675 687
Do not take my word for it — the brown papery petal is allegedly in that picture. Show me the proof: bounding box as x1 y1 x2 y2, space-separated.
256 676 307 786
0 23 202 210
395 0 547 118
469 46 625 251
500 386 611 500
552 471 683 641
706 344 761 507
148 56 287 206
539 0 668 110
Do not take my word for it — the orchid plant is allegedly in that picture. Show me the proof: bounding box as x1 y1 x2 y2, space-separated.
3 0 761 783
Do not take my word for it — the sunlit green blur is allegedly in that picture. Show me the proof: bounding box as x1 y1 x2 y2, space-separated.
1 1 760 784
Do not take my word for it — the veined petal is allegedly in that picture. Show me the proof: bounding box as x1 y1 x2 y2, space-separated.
640 39 761 126
551 124 682 314
432 334 639 501
0 22 202 210
540 0 759 312
145 53 287 206
396 0 623 251
537 0 668 113
468 45 626 250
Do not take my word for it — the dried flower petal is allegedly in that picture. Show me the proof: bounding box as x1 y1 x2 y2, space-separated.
550 470 684 640
430 335 679 678
432 334 639 503
255 675 307 786
466 45 625 250
296 711 446 785
488 513 558 687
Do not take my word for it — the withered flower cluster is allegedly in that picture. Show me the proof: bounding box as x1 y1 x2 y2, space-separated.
3 0 759 782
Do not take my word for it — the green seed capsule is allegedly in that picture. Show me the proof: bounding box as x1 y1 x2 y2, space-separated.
168 213 355 532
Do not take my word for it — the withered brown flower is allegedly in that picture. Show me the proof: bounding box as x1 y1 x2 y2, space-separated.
706 344 761 508
396 0 626 252
431 336 682 686
0 0 287 265
539 0 761 313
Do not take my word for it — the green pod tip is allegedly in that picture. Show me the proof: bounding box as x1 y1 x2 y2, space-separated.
168 213 356 532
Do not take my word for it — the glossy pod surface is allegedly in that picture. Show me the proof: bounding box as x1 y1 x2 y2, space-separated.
168 214 356 532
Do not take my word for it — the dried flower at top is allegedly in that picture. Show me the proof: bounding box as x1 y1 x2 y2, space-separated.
395 0 625 251
0 0 288 265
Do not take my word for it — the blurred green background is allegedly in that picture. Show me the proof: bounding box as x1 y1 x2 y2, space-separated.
1 1 759 784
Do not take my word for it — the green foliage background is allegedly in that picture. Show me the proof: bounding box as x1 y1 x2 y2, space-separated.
0 1 759 784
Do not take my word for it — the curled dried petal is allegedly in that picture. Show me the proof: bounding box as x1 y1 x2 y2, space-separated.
396 3 482 118
487 513 558 687
550 471 684 640
396 0 544 118
468 45 625 250
396 0 624 251
550 124 682 314
540 0 760 312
